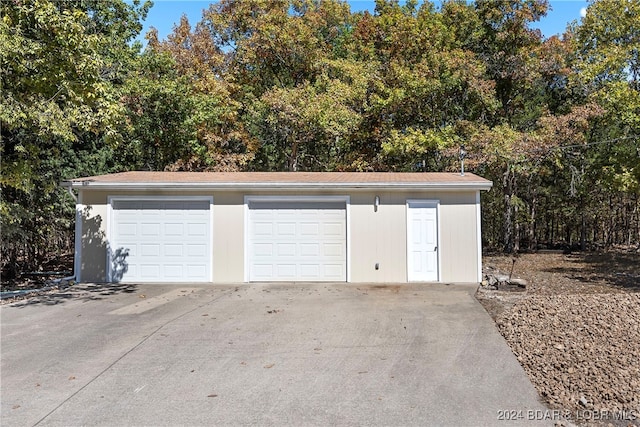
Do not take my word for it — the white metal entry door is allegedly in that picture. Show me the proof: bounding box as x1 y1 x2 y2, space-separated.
110 198 212 283
407 200 439 281
248 200 347 281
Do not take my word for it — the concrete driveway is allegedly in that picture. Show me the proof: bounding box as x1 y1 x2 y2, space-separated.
1 282 552 426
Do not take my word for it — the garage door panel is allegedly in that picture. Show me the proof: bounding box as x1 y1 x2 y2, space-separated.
277 243 296 256
187 244 207 257
325 209 344 217
164 265 183 278
186 264 207 279
125 264 137 277
140 244 160 257
277 264 297 277
252 264 273 279
277 222 296 236
278 210 296 219
186 222 206 236
116 208 139 218
164 244 183 257
300 243 319 256
253 243 273 257
115 223 137 238
299 223 319 236
110 198 211 283
186 212 208 220
113 243 137 257
165 223 184 236
140 264 161 277
324 264 344 279
141 223 160 236
299 264 320 277
323 222 343 236
323 243 343 257
253 222 273 237
248 200 347 282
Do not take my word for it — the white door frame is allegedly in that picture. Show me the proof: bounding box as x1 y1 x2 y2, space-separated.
476 191 483 283
106 195 214 283
244 195 351 282
406 199 441 282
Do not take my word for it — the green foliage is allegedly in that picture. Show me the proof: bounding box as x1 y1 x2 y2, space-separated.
1 0 149 277
117 50 195 170
3 0 640 278
249 61 364 171
380 126 460 171
570 0 640 192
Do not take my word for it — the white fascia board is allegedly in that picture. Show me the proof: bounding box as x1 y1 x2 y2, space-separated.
64 181 493 191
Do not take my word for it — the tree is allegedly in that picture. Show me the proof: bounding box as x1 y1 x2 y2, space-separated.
202 0 352 95
144 17 257 171
343 0 499 171
474 0 549 127
116 49 197 171
248 59 365 171
0 0 149 277
570 0 640 192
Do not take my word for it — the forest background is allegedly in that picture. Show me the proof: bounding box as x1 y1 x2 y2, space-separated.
1 0 639 279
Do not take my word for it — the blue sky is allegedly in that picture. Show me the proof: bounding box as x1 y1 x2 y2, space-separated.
136 0 589 43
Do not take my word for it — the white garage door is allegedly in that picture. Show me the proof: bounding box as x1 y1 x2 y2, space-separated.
109 198 212 283
248 200 347 281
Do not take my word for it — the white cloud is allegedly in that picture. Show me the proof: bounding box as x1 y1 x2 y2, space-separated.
580 7 587 18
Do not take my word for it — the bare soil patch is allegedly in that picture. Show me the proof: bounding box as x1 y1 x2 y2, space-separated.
1 254 74 303
477 249 640 427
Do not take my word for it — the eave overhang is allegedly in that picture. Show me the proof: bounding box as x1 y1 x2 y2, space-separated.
60 180 493 192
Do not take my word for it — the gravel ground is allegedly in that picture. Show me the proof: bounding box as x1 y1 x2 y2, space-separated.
477 251 640 427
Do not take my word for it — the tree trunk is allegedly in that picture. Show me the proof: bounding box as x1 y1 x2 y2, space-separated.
529 192 537 250
581 210 586 251
514 203 520 252
503 166 514 253
288 139 299 172
579 195 586 251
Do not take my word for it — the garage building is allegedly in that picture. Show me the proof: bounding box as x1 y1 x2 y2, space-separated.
62 172 492 284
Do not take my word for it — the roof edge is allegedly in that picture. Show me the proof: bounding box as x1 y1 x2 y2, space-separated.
61 181 493 191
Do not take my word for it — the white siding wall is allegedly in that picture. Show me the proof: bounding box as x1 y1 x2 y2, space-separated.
78 189 482 283
439 199 480 282
349 191 479 283
211 193 244 282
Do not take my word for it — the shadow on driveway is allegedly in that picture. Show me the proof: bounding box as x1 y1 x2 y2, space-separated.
5 283 139 308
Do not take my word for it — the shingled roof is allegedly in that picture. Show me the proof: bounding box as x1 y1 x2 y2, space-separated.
63 171 493 190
